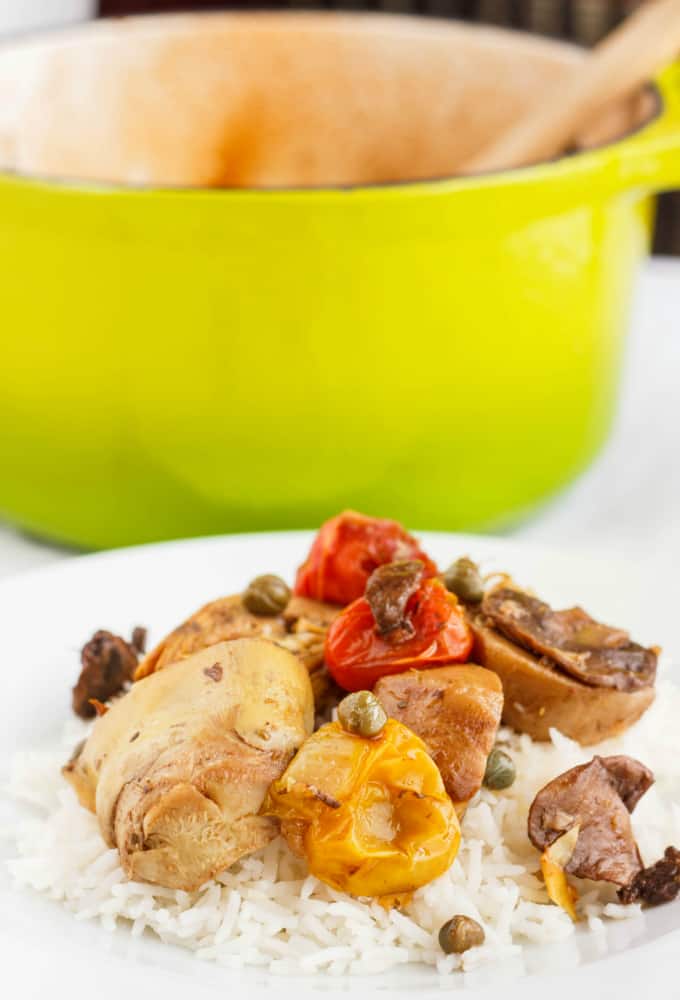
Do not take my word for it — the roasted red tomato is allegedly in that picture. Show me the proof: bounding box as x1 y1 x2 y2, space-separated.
325 578 473 691
294 511 437 606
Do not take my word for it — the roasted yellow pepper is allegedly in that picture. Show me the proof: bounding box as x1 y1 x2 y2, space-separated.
540 824 581 922
264 718 460 901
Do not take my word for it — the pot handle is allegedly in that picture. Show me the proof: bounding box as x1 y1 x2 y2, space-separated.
614 61 680 193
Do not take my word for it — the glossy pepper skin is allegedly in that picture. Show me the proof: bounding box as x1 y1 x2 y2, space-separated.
324 578 473 691
264 719 460 901
294 510 437 606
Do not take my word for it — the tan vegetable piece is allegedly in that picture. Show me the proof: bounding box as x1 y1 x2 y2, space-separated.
63 638 313 891
466 609 655 744
134 593 339 701
373 665 503 811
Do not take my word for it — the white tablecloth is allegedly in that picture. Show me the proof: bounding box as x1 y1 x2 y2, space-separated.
1 257 678 581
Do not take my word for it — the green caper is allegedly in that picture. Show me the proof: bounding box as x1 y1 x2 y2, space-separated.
242 574 291 616
443 557 484 603
483 747 516 790
438 915 485 955
337 690 387 738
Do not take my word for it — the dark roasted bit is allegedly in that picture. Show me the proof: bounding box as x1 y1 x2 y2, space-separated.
482 586 657 692
483 748 516 790
365 560 424 639
444 558 484 604
308 664 344 726
374 665 503 809
337 690 387 738
528 755 654 886
203 663 223 682
131 626 147 655
242 574 291 616
439 915 485 954
72 630 139 719
619 847 680 906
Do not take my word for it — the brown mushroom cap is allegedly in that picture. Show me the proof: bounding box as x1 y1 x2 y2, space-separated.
482 587 657 692
528 755 654 886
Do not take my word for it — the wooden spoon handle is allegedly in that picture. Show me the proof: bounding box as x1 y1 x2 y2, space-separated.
462 0 680 175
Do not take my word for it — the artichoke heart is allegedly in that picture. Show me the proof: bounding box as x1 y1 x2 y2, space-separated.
63 638 314 891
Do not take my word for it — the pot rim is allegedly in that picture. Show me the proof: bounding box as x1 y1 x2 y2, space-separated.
0 9 674 198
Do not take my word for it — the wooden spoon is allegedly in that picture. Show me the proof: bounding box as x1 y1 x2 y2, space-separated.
461 0 680 175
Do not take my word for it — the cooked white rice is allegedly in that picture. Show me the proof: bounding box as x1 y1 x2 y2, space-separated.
5 682 680 977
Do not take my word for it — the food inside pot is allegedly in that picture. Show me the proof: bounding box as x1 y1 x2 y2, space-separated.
0 12 657 188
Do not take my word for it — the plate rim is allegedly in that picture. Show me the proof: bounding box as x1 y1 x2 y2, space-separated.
2 529 679 1000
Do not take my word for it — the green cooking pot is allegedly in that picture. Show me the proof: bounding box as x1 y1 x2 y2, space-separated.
0 12 679 549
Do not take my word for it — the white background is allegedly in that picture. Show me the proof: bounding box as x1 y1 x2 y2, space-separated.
0 1 95 37
520 257 680 564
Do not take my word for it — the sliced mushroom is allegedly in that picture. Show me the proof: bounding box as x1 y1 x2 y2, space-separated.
528 755 654 887
482 587 657 692
374 664 503 811
466 610 655 745
135 593 339 699
64 638 314 891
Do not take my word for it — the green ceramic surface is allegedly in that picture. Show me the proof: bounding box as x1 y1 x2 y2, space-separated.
1 42 679 549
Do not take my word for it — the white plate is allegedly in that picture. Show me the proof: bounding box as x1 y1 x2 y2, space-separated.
1 531 678 1000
